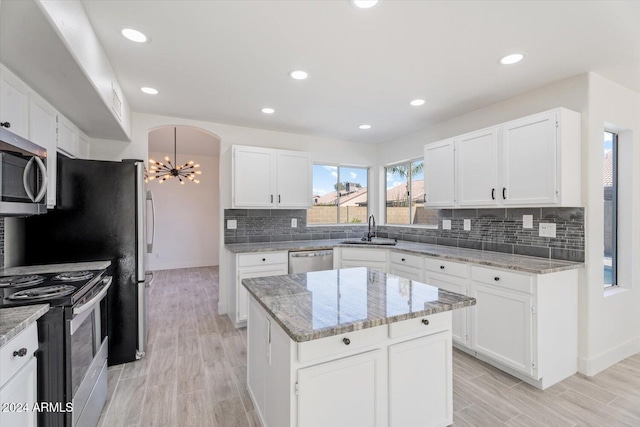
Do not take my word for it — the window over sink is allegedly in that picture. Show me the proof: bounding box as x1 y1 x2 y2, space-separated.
308 164 369 225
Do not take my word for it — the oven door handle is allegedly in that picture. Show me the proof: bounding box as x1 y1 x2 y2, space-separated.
73 276 112 316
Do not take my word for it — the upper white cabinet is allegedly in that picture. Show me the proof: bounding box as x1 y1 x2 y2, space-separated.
232 145 312 208
29 93 58 208
426 108 581 208
57 114 78 158
77 130 90 159
424 138 456 207
0 66 30 138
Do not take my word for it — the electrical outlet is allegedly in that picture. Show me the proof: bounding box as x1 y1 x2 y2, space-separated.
442 219 451 230
227 219 237 230
523 215 533 229
291 218 297 228
539 222 556 238
463 219 471 231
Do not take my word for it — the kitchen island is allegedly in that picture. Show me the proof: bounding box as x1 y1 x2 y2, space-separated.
242 267 476 427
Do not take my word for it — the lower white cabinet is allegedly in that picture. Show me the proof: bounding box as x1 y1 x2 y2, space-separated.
426 275 469 347
336 247 389 272
228 250 288 328
247 297 453 427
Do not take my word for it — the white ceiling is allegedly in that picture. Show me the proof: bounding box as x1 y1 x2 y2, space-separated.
148 125 220 157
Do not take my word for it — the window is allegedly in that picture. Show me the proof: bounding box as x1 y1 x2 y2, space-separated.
308 164 369 225
604 131 617 287
386 159 436 225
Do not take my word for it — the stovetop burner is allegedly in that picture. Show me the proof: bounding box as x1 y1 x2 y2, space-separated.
0 275 46 288
52 271 94 282
8 284 77 301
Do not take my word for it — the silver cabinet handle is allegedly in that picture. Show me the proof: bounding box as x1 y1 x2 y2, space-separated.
22 157 36 202
33 156 48 203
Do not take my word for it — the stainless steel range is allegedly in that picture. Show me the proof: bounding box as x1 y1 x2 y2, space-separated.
0 268 111 427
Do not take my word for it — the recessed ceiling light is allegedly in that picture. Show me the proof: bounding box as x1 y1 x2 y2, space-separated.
140 87 158 95
352 0 379 9
410 99 425 106
261 108 275 114
289 70 308 80
122 28 148 43
359 124 372 130
499 53 526 65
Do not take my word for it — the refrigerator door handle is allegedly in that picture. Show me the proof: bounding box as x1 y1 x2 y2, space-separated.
147 190 156 254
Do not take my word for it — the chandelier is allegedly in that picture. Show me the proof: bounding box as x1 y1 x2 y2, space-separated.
148 127 201 184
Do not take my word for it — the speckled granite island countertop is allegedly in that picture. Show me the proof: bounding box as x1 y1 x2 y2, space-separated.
0 304 49 348
242 267 476 342
0 260 112 276
226 239 583 274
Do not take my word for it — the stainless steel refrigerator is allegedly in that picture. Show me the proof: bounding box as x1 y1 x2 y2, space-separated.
22 154 155 365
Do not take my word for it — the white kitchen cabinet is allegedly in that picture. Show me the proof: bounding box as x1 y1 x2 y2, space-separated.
336 247 388 272
77 130 90 159
56 114 78 157
0 65 30 138
29 93 58 208
228 250 288 328
456 127 500 206
424 139 456 207
232 145 312 208
298 350 384 427
0 322 38 427
427 275 469 347
389 251 423 281
389 331 452 427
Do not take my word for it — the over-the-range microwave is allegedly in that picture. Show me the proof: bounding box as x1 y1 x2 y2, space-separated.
0 127 48 216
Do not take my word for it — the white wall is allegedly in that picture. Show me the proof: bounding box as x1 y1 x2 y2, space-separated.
147 151 219 270
89 112 378 314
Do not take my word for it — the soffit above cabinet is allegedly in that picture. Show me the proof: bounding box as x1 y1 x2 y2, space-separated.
0 0 130 141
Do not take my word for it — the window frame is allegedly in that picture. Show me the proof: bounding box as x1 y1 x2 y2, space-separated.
384 158 424 225
604 131 618 288
308 162 370 226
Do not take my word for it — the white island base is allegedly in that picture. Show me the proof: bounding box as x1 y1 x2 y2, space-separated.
247 297 454 427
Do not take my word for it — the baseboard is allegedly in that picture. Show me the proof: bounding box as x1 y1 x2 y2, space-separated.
149 259 219 271
578 336 640 376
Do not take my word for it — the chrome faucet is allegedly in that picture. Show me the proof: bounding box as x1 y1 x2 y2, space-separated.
367 215 376 241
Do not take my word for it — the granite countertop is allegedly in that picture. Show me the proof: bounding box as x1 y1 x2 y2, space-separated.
0 304 49 348
226 239 582 274
242 267 476 342
1 260 112 276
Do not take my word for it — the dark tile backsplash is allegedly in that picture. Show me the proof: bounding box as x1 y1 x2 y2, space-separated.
224 207 585 262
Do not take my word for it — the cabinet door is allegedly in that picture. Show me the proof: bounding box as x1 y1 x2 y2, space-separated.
456 128 499 206
427 275 468 347
0 357 37 427
0 68 29 138
298 349 384 427
276 151 311 207
77 131 90 159
237 266 287 324
424 139 455 207
470 282 534 375
502 112 557 205
233 146 276 207
29 94 57 208
389 264 422 281
389 331 452 427
57 114 78 157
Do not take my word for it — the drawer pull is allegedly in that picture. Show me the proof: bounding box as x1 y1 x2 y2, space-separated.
343 338 351 346
494 277 500 281
440 265 445 270
262 258 266 262
401 258 406 262
421 319 430 326
13 348 28 357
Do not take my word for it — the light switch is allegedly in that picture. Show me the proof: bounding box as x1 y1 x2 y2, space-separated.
539 222 556 238
523 215 533 229
463 219 471 231
227 219 237 230
442 219 451 230
291 218 298 228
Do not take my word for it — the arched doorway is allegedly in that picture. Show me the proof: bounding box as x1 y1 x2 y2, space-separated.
146 125 221 270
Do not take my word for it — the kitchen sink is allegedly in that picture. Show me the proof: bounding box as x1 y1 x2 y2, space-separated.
340 238 397 246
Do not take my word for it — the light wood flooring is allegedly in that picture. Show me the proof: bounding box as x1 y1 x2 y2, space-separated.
98 266 640 427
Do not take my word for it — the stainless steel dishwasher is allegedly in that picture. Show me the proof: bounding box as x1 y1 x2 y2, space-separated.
288 249 334 273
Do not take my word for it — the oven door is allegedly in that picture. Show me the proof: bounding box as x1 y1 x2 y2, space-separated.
66 276 111 427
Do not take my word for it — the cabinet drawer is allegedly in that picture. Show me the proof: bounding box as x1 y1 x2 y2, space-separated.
341 248 387 262
389 311 451 340
238 251 288 267
390 252 422 269
0 322 38 386
471 266 532 293
298 325 387 364
424 258 468 278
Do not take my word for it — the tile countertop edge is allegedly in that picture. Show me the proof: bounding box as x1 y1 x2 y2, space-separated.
0 304 49 348
225 240 584 274
1 260 112 276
